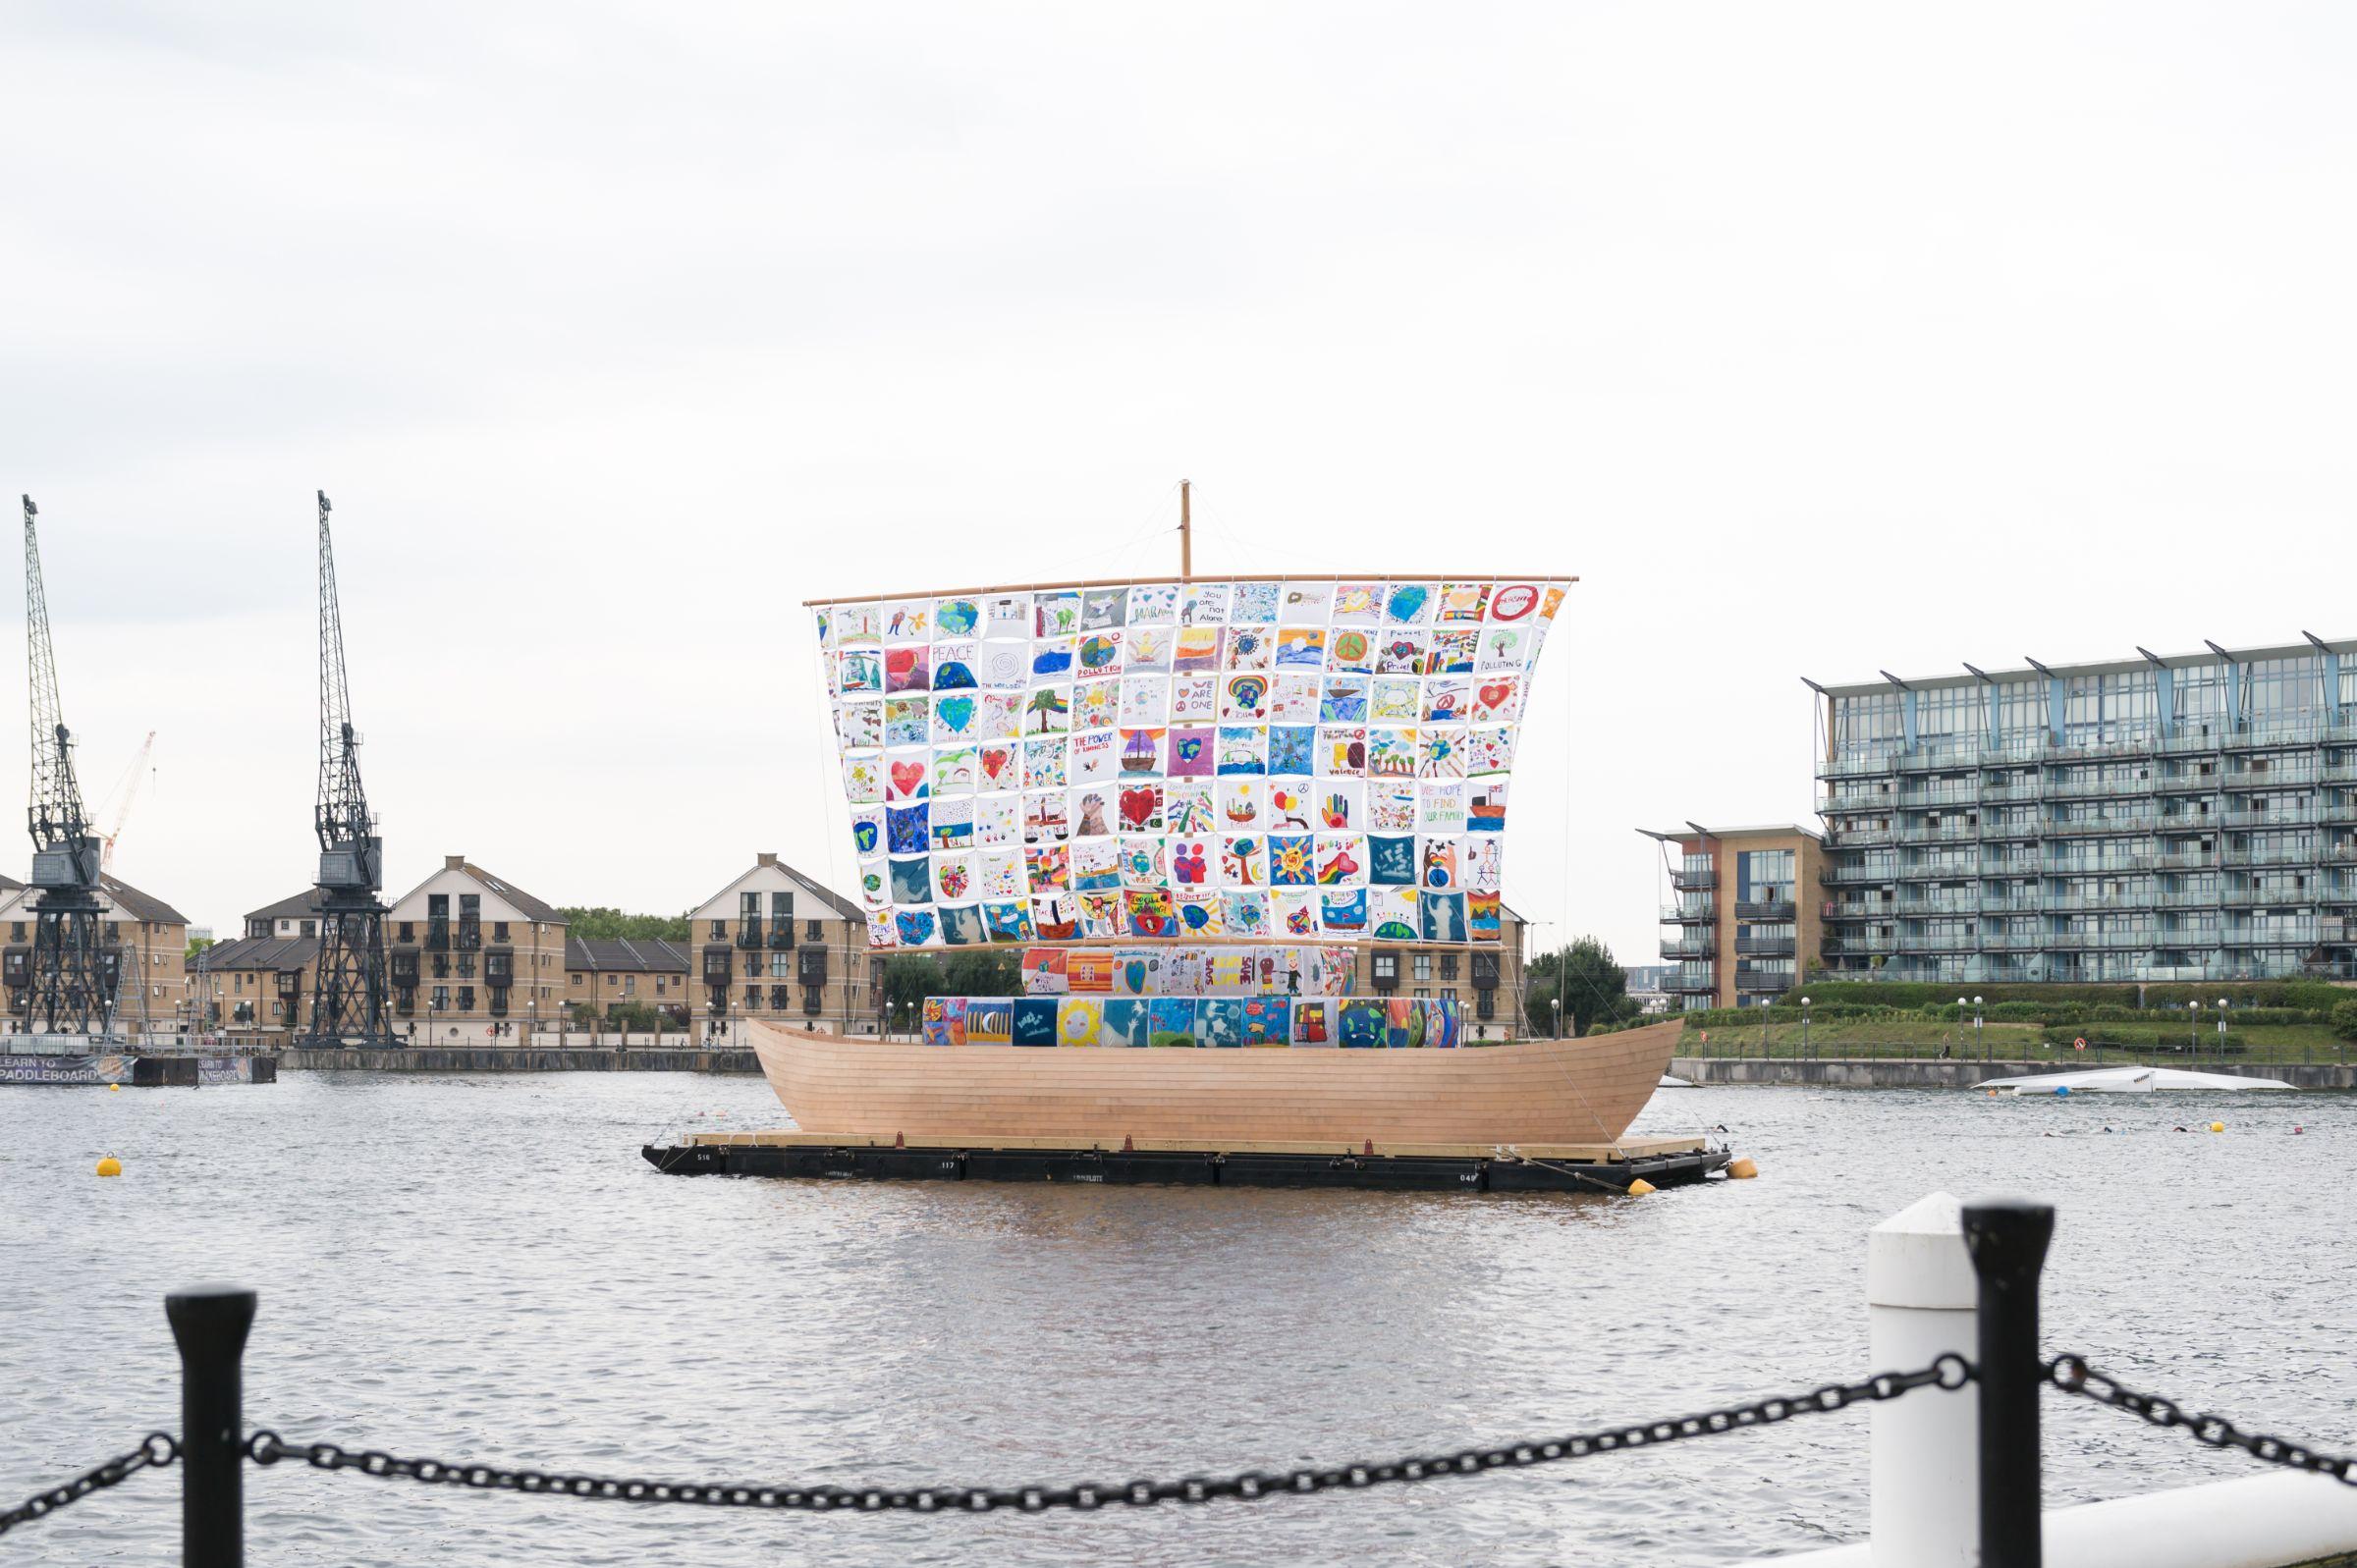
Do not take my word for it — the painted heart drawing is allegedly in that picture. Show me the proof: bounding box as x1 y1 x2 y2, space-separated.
1477 682 1512 712
935 696 975 732
890 761 927 798
1120 786 1156 830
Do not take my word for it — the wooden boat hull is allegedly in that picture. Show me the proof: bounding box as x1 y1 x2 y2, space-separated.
744 1020 1681 1148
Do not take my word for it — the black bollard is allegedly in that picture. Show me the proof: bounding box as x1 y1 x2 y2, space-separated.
1961 1200 2054 1568
165 1286 257 1568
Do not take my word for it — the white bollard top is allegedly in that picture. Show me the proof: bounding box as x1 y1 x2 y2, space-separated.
1867 1191 1976 1310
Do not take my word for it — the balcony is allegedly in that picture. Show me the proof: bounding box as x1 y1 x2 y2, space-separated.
2221 770 2317 792
2220 926 2321 947
1663 971 1717 995
456 919 482 951
1980 895 2044 913
1895 823 1980 845
2221 843 2321 868
2222 885 2316 907
2045 775 2156 802
1822 862 1895 885
736 918 765 949
1661 902 1717 925
1660 936 1712 961
425 918 450 952
1732 970 1793 994
1830 828 1895 849
768 923 796 949
1823 784 1897 812
1901 897 1978 917
1899 784 1979 808
1822 751 1898 779
1470 952 1501 990
1824 934 1896 955
1733 898 1796 922
1980 779 2043 801
1733 935 1795 957
797 949 829 985
1895 860 1977 882
2221 805 2320 829
2153 889 2222 908
1670 867 1717 892
700 946 734 986
2153 773 2220 795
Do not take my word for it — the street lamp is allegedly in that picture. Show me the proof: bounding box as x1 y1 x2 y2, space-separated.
2188 999 2200 1060
1975 996 1985 1062
1801 995 1812 1060
1551 996 1562 1040
2218 997 2229 1061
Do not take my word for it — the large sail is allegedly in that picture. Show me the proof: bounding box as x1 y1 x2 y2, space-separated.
812 576 1570 951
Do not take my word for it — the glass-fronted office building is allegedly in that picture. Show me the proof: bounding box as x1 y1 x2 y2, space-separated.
1813 636 2357 985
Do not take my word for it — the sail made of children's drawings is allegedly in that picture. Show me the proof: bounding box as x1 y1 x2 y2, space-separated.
813 576 1570 950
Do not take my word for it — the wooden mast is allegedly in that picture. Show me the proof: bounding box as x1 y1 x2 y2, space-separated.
1178 478 1191 581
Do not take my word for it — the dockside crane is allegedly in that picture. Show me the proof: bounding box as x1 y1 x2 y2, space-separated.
300 491 395 1047
22 497 115 1036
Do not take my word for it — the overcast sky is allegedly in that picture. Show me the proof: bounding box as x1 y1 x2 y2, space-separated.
4 2 2353 955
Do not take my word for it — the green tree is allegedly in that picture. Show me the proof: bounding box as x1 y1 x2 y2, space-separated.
559 907 690 942
2332 1000 2357 1042
942 947 1020 996
185 935 216 961
1524 937 1637 1038
879 953 945 1031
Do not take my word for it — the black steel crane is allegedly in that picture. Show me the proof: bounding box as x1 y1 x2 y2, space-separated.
300 490 395 1046
22 496 115 1036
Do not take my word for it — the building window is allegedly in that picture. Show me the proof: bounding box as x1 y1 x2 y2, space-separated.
1412 953 1433 982
494 922 509 942
430 986 449 1012
458 987 474 1011
1372 953 1398 983
744 985 759 1008
805 919 823 941
1441 953 1457 981
300 919 316 938
710 921 726 941
770 953 792 978
771 892 795 921
398 922 412 943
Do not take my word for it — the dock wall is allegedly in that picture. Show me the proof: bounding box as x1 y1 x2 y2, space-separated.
1670 1055 2357 1091
280 1047 760 1074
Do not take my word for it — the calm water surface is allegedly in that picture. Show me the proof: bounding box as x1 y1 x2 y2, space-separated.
2 1072 2351 1566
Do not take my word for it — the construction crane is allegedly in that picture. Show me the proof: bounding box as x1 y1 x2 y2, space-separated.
96 729 156 869
22 496 115 1036
301 490 395 1046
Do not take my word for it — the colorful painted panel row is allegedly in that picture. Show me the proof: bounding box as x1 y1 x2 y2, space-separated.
814 577 1566 949
919 995 1460 1049
1017 945 1355 998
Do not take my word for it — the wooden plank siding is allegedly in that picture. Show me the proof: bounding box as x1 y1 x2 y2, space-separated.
743 1019 1679 1148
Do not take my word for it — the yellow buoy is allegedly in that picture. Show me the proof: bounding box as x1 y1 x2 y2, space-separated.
1625 1177 1657 1197
1727 1157 1759 1180
107 1083 121 1093
95 1156 122 1177
2209 1121 2224 1134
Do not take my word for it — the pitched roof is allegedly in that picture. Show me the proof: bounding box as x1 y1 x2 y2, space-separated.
99 875 189 926
449 862 561 924
197 935 319 972
565 937 689 974
247 890 325 923
0 872 21 892
689 857 863 923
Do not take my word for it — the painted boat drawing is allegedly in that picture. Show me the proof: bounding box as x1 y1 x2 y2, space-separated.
761 485 1673 1147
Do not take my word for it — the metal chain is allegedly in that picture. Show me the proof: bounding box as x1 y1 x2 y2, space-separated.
247 1355 1970 1514
0 1433 178 1539
2047 1355 2357 1487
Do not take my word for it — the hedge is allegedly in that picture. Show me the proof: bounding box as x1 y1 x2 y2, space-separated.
1791 980 2352 1010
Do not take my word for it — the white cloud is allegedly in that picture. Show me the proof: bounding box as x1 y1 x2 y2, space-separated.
4 1 2353 957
